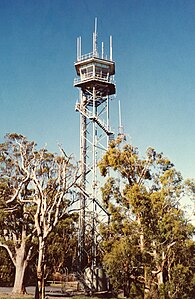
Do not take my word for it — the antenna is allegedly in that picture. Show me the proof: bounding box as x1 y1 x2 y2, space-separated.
93 17 98 56
101 42 104 59
79 36 82 59
110 35 113 61
77 36 82 61
77 37 79 61
118 98 124 135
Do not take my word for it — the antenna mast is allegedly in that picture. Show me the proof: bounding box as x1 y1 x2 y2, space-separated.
110 35 113 61
118 98 123 135
77 37 82 61
93 17 98 56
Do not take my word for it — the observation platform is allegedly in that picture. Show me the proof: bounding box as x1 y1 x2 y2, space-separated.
74 54 116 97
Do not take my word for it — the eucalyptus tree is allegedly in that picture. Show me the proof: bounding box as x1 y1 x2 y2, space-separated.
0 133 80 299
0 133 37 293
30 144 80 299
98 139 194 298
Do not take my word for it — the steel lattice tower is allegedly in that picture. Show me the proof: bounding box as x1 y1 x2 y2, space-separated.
74 19 116 278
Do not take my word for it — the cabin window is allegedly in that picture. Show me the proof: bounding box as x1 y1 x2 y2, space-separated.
80 66 93 80
95 66 108 79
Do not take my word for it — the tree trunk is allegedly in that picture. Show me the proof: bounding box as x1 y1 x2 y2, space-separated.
35 239 45 299
152 242 165 298
35 273 45 299
137 215 149 298
123 276 131 297
12 245 27 294
157 252 165 299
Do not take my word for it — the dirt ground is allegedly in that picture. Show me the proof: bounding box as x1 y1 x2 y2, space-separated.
0 286 64 297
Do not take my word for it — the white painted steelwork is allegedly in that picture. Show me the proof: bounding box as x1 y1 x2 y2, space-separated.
74 20 116 284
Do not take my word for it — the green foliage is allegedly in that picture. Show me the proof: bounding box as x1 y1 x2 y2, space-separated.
99 140 195 298
0 248 14 286
103 236 143 296
46 212 78 277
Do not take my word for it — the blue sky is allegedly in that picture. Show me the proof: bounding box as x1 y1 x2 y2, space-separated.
0 0 194 188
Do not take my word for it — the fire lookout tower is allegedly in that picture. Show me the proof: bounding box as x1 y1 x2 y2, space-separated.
74 19 116 286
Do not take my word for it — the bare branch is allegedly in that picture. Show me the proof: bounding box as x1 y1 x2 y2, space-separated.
0 242 16 266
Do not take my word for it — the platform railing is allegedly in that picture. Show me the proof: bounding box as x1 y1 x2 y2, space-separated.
77 52 99 61
74 72 110 85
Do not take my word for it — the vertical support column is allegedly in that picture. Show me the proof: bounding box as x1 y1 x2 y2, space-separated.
78 92 87 271
92 86 96 196
91 86 97 290
107 95 110 147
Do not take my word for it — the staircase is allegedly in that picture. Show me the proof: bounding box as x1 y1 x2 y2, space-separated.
75 102 114 137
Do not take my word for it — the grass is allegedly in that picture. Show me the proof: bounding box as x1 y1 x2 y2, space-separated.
0 296 117 299
0 297 116 299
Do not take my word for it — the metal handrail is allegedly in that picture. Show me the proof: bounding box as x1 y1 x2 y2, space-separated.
77 52 99 61
75 103 114 135
74 73 110 85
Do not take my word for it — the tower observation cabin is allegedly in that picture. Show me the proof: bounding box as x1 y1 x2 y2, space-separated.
74 56 115 104
74 22 115 106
